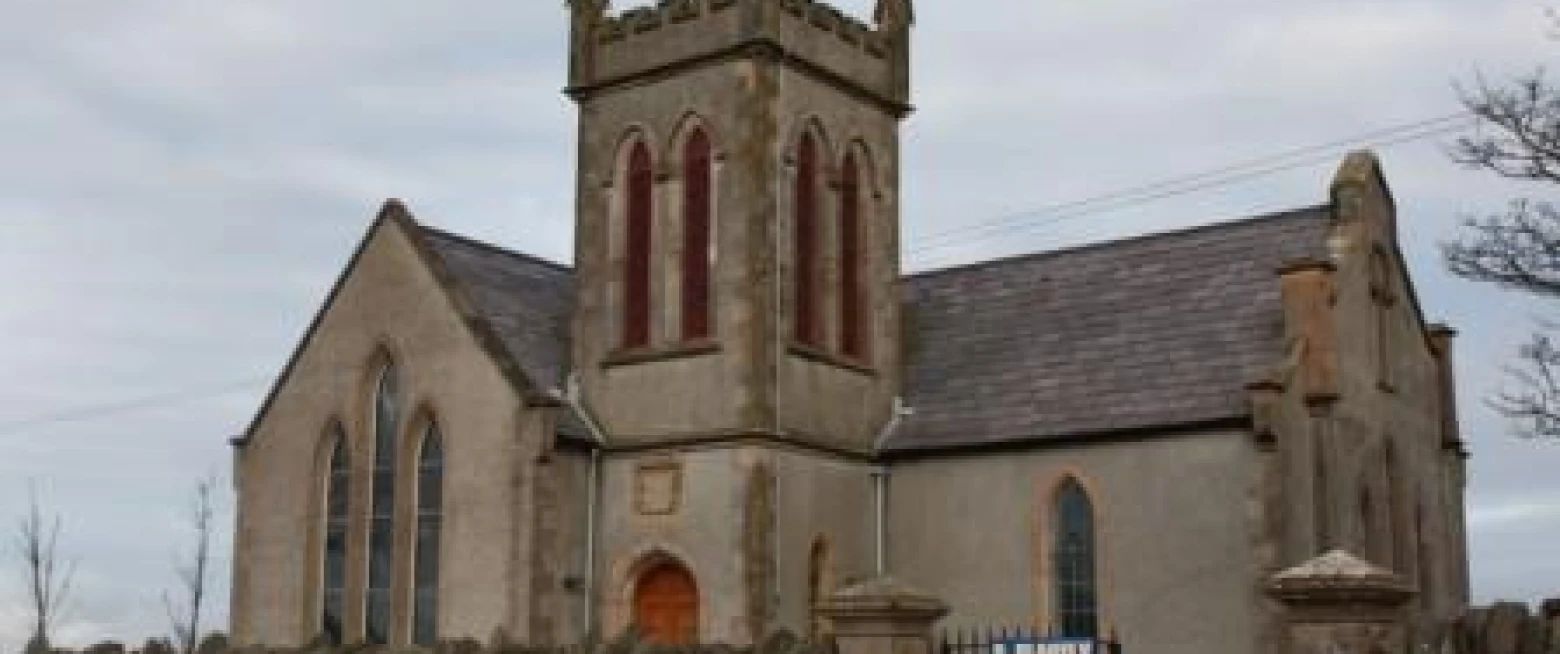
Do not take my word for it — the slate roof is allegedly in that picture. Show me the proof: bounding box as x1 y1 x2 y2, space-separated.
419 226 575 389
885 206 1334 453
415 205 1334 453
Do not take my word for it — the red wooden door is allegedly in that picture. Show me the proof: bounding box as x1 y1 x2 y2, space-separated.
633 563 698 644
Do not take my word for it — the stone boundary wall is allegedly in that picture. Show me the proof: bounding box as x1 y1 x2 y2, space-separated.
1444 600 1560 654
35 631 831 654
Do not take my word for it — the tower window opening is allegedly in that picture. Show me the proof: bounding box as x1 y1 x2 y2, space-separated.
794 133 820 347
682 129 713 342
624 140 655 349
839 153 866 360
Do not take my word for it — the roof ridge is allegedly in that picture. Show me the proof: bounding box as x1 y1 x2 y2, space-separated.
903 203 1331 281
418 223 574 274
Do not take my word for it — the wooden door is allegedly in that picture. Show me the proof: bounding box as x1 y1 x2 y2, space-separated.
633 562 698 644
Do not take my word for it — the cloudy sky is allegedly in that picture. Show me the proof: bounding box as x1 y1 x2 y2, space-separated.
1 0 1557 647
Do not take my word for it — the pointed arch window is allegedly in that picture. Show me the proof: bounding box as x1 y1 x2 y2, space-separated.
793 133 820 346
413 422 444 645
682 129 713 342
1053 479 1098 639
838 152 866 359
365 364 400 644
321 425 349 644
624 140 655 350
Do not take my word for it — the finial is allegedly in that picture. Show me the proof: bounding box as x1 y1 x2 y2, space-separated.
1331 149 1382 191
873 0 913 29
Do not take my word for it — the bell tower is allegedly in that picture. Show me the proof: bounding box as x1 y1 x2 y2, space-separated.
567 0 913 452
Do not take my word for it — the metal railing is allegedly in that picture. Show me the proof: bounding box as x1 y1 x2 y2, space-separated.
940 626 1122 654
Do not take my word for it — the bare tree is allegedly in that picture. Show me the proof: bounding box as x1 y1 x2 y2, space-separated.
12 482 76 653
1444 26 1560 438
163 477 216 654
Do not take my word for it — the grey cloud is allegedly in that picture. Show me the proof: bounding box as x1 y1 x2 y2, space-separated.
2 0 1559 648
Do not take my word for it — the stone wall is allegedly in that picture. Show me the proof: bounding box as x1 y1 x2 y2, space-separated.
1442 600 1560 654
45 631 831 654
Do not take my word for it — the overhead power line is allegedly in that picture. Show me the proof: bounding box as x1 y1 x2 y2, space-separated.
0 377 270 438
907 112 1474 258
0 112 1479 438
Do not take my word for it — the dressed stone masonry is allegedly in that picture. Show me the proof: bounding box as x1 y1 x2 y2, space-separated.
228 1 1471 653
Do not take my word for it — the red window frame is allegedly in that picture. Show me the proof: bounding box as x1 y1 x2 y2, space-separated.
839 153 866 360
682 129 713 342
624 140 654 349
794 134 819 346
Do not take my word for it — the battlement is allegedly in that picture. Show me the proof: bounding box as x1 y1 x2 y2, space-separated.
597 0 887 58
569 0 911 110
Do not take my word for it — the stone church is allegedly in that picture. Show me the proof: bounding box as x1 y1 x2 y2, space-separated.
228 0 1472 652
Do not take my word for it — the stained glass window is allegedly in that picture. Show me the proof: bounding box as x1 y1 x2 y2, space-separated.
413 423 443 645
322 426 349 643
1053 479 1098 638
365 364 399 644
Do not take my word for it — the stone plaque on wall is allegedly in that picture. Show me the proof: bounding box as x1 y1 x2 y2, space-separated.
634 459 683 515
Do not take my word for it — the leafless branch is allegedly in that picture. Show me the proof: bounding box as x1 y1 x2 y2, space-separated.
1447 49 1560 439
1489 333 1560 438
1443 201 1560 297
13 482 76 652
164 477 216 654
1453 70 1560 184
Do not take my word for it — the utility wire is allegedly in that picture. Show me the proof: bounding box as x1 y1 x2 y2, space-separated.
0 377 270 438
0 112 1479 437
908 112 1473 257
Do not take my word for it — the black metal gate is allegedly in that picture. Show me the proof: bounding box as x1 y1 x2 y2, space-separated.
940 626 1121 654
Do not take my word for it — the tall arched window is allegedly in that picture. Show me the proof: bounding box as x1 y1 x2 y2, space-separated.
322 425 349 644
1053 479 1098 638
365 364 400 644
413 422 444 645
682 129 713 342
793 133 819 346
838 152 866 360
624 140 655 350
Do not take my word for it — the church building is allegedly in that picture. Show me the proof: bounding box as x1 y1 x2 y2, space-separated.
228 1 1472 652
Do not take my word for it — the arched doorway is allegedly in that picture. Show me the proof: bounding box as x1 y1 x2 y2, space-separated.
633 561 699 644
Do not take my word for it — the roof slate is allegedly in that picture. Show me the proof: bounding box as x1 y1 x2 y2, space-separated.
417 206 1334 453
418 226 576 391
886 206 1333 452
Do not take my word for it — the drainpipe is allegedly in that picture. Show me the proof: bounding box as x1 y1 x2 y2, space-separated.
869 397 914 577
551 372 609 642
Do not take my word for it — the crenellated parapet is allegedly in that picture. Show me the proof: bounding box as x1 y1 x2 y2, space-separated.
567 0 912 114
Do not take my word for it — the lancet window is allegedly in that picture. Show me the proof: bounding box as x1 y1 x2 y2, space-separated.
365 364 399 644
838 152 866 359
412 422 444 645
1053 479 1099 638
794 132 820 347
682 128 713 342
321 425 349 643
624 139 655 349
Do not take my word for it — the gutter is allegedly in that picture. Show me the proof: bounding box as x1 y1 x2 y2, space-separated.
550 372 609 641
869 397 914 576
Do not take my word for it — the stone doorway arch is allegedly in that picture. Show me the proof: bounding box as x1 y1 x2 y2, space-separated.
632 561 699 644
